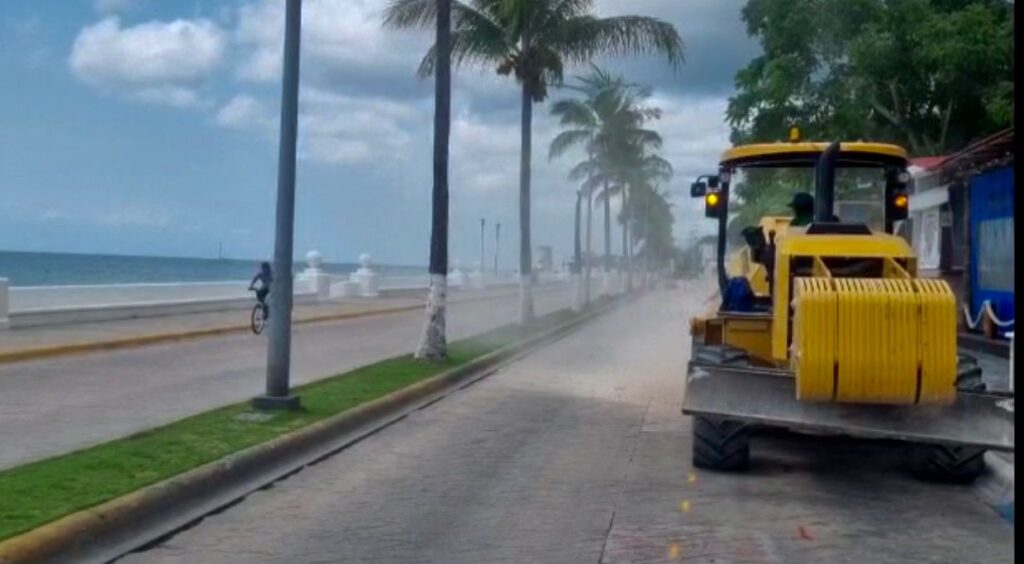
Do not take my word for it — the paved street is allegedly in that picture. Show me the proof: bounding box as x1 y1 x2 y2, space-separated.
122 282 1012 564
0 286 569 469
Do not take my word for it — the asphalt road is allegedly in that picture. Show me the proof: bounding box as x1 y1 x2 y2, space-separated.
121 283 1012 564
0 287 569 469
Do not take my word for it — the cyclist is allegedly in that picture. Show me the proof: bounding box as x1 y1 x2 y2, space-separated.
249 261 273 315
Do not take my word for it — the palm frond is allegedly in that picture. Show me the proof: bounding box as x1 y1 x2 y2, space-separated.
383 0 440 29
416 25 513 77
549 129 592 161
555 15 685 69
568 159 602 182
549 98 595 127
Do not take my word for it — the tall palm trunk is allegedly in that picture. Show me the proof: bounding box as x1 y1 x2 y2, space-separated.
414 0 451 360
572 190 583 311
518 82 534 325
623 187 633 292
584 189 593 304
603 181 611 272
573 191 582 274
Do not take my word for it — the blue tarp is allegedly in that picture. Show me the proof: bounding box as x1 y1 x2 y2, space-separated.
969 166 1015 334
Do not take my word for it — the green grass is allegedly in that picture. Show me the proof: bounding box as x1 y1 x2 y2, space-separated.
0 308 578 541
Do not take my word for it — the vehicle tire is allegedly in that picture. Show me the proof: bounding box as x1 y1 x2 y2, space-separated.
251 305 266 335
956 355 986 392
908 444 986 484
693 416 750 471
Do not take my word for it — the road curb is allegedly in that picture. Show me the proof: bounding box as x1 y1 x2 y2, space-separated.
0 292 635 564
975 452 1014 523
0 287 564 366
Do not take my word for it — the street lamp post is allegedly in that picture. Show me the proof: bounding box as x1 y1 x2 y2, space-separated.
254 0 302 411
480 218 486 272
494 222 501 275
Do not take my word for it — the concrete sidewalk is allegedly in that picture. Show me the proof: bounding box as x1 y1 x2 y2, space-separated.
0 285 554 363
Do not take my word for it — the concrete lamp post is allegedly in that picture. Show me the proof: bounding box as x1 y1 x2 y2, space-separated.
253 0 302 411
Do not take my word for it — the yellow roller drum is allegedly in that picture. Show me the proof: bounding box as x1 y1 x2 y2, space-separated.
834 279 920 404
791 276 957 405
915 279 958 404
792 277 836 401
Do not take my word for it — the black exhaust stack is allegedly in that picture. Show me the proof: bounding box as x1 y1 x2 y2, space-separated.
814 141 840 223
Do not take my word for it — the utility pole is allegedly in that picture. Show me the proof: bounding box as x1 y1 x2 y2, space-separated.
494 222 501 275
480 218 486 272
254 0 302 411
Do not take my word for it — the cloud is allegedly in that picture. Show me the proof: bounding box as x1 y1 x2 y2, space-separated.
299 88 422 164
234 0 429 97
214 89 424 165
213 0 745 259
215 94 275 129
590 0 759 97
69 16 227 108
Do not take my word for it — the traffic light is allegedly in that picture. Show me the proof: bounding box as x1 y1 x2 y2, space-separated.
705 191 723 218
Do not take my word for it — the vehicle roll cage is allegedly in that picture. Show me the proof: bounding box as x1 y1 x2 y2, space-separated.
692 142 911 295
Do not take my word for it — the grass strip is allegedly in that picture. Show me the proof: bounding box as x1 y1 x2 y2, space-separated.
0 308 578 541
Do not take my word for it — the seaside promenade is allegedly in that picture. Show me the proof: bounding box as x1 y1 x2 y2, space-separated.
0 283 571 469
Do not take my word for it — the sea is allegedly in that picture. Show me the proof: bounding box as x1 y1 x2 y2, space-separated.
0 250 426 288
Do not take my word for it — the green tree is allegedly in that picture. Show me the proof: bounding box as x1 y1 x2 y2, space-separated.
384 0 683 324
728 0 1013 155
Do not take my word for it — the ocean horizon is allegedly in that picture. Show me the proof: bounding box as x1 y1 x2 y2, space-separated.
0 250 426 288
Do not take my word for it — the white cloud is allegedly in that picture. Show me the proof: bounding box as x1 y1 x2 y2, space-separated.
235 0 423 84
215 94 275 129
214 89 423 165
69 16 226 108
299 88 421 164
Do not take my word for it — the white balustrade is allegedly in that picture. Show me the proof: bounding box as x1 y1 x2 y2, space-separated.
0 278 9 330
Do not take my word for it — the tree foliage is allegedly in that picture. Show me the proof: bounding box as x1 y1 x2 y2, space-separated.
548 68 676 270
728 0 1013 155
384 0 683 102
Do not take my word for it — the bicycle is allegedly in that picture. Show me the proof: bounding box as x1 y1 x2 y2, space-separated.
251 295 269 335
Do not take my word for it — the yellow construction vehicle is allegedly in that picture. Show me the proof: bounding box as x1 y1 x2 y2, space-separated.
683 130 1014 482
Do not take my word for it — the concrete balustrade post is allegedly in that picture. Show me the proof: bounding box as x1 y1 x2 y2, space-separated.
447 260 466 290
570 272 584 313
300 250 331 302
469 261 486 290
600 269 612 298
351 253 379 298
0 278 9 330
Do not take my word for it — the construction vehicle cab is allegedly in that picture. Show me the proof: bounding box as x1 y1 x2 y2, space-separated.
683 130 1014 482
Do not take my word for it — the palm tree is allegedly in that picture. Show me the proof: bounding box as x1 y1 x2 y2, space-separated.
412 0 453 360
384 0 683 324
618 149 672 287
626 181 675 283
549 67 667 294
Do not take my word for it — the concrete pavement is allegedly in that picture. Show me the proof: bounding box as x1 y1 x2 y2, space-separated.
121 282 1012 564
0 286 570 469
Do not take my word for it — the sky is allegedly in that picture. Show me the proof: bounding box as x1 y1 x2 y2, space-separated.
0 0 760 267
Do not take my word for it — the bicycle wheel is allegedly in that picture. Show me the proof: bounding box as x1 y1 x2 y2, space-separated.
251 304 266 334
